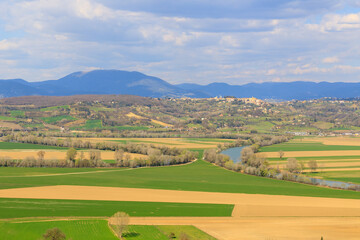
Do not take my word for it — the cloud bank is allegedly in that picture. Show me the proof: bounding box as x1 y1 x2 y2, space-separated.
0 0 360 84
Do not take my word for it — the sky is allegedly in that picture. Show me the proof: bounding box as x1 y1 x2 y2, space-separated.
1 0 360 84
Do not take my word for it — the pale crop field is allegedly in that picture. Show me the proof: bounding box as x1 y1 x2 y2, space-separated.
0 150 147 160
265 136 360 180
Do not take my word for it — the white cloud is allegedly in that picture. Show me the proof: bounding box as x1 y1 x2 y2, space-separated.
0 40 18 50
323 56 339 63
0 0 359 84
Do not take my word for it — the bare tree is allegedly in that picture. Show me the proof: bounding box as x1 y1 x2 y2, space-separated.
114 149 124 166
278 150 284 160
37 150 46 161
308 160 318 172
286 158 299 173
110 212 129 239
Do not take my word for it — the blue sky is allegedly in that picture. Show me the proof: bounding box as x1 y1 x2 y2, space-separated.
0 0 360 84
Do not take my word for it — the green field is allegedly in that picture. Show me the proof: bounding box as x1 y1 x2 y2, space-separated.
0 221 216 240
74 119 103 130
1 160 359 199
0 167 115 176
125 225 216 240
0 116 17 121
0 198 233 218
40 105 70 111
0 142 66 150
307 170 360 184
41 115 76 124
260 141 360 152
0 220 118 240
10 110 25 117
156 225 216 240
125 225 168 240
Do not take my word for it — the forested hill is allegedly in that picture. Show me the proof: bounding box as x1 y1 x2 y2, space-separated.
1 69 360 100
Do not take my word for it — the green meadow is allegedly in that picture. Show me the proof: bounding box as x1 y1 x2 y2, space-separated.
260 141 360 152
0 198 232 218
0 142 66 150
0 160 359 199
0 220 117 240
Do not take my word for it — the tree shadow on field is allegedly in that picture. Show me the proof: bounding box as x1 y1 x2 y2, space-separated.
123 232 140 238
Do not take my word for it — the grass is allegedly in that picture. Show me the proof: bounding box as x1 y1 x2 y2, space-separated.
40 105 70 111
111 126 149 131
0 198 233 218
124 225 216 240
260 141 360 152
157 225 216 240
41 115 76 124
0 142 66 150
0 220 118 240
125 226 168 240
75 120 103 130
0 116 17 121
0 159 359 199
0 167 114 176
10 110 25 118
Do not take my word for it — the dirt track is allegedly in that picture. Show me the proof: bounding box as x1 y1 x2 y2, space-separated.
0 185 359 217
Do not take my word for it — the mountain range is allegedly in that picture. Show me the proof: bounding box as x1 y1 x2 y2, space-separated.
1 70 360 100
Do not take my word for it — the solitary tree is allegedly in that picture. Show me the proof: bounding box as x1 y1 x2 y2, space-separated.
110 212 129 239
308 160 318 172
66 148 77 162
278 150 284 160
37 150 46 161
42 228 66 240
286 158 299 173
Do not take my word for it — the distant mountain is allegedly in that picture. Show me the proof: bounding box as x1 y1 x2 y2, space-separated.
0 70 208 98
176 81 360 100
1 70 360 100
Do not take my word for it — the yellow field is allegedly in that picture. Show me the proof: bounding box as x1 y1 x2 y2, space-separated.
306 136 360 146
267 136 360 176
74 137 234 149
126 112 174 127
1 185 360 239
0 121 23 129
0 150 147 160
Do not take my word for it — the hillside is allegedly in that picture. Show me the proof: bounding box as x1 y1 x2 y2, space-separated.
0 95 359 135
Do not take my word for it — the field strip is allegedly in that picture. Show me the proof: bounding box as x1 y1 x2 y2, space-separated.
0 150 146 160
128 217 360 240
302 167 360 172
0 185 359 217
0 169 133 178
272 162 360 168
270 159 360 164
264 150 360 158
